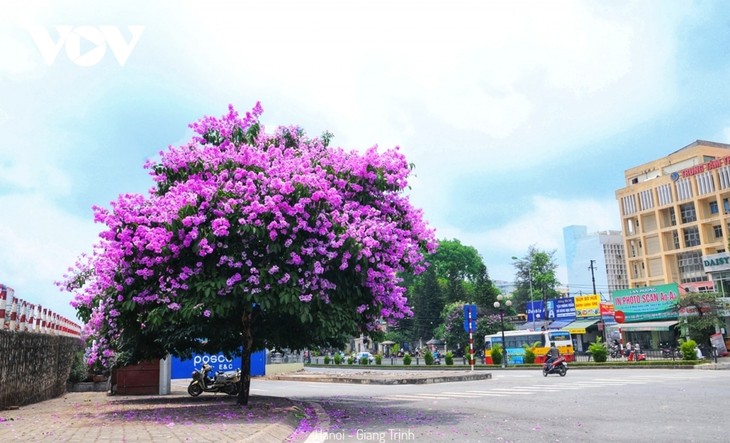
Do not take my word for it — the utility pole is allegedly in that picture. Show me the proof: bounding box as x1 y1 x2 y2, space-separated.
589 260 597 295
589 259 606 343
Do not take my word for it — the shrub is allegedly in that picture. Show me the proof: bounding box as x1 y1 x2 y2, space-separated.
68 350 89 383
490 345 503 366
359 356 369 365
680 339 698 360
589 339 608 363
323 356 331 364
424 351 434 365
347 356 355 365
403 353 412 365
334 354 342 365
445 351 454 365
522 341 539 364
375 353 382 365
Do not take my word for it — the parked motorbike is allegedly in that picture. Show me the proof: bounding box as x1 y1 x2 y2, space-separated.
609 345 623 359
660 342 678 359
626 350 646 362
187 363 241 397
542 356 568 377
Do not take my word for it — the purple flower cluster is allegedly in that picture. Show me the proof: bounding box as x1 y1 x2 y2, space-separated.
58 103 436 368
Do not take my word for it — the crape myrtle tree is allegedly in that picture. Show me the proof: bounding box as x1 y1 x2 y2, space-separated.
59 104 436 405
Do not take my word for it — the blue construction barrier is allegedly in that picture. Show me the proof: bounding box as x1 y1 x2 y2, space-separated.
171 350 266 379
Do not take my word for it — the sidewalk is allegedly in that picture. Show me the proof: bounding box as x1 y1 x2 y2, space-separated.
0 385 301 442
0 370 489 442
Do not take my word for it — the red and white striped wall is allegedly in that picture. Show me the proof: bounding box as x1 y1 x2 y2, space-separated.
0 284 81 337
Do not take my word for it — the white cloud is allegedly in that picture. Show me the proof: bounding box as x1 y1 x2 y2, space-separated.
436 195 622 284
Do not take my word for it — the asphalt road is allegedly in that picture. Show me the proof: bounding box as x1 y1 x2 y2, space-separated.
252 367 729 442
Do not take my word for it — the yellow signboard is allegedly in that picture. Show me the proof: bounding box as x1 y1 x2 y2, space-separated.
574 294 600 317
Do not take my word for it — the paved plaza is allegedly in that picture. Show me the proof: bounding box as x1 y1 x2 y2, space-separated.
0 387 301 442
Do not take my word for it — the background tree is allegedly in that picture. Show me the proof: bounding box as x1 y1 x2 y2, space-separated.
676 292 725 347
436 301 469 355
410 266 444 343
396 238 498 346
59 104 436 405
428 239 488 304
512 246 561 315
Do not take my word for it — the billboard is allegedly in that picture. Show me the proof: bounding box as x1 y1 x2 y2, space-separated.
170 350 266 379
611 283 679 322
526 298 576 322
574 294 600 317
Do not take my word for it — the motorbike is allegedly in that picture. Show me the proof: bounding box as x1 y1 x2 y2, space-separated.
187 363 242 397
542 356 568 377
660 343 678 359
609 345 623 359
626 349 646 362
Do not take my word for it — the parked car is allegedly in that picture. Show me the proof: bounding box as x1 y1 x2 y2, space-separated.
356 352 375 363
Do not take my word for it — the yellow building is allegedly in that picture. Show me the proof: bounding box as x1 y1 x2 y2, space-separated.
615 140 730 289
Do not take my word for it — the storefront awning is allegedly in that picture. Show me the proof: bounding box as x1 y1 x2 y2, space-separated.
548 319 574 329
613 320 678 332
562 318 600 335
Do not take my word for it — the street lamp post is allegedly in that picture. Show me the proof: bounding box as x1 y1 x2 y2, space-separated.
512 256 534 330
494 294 512 368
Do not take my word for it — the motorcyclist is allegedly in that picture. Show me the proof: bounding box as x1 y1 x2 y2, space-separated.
545 342 560 368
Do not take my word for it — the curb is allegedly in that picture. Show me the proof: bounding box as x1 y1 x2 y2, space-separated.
240 397 304 443
268 371 492 385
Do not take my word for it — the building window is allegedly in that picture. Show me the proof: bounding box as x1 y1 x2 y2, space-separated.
683 226 700 247
710 201 719 214
714 225 723 238
677 250 706 283
679 203 696 224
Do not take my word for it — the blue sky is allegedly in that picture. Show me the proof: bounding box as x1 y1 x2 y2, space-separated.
3 1 730 322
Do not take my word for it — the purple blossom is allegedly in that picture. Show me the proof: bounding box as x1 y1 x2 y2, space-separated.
57 103 436 370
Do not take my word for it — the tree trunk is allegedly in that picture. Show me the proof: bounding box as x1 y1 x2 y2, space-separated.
237 309 254 405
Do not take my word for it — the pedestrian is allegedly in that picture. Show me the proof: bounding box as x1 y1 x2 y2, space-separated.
625 341 632 358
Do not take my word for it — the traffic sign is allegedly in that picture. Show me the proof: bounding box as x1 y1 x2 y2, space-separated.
463 304 477 332
614 310 625 323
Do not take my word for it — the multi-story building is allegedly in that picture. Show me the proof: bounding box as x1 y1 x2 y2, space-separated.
563 225 628 300
615 140 730 291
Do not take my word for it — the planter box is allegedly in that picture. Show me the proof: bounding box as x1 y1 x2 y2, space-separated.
111 360 160 395
67 380 110 392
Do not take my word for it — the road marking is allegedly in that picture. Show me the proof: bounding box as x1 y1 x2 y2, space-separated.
504 387 561 392
438 392 488 398
442 391 509 397
520 385 583 390
382 394 459 400
574 380 647 385
486 389 533 394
